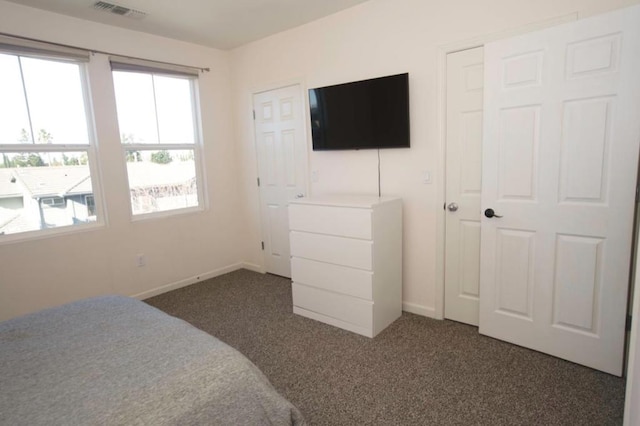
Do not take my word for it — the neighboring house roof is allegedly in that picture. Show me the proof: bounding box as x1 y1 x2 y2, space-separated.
12 166 92 198
0 209 30 235
0 169 22 199
65 175 93 196
1 163 195 199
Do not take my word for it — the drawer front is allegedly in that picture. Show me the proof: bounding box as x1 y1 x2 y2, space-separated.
289 204 372 239
291 257 373 300
292 283 373 329
290 231 373 270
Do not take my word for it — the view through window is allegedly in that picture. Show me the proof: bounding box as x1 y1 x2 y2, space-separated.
0 53 98 236
112 69 202 216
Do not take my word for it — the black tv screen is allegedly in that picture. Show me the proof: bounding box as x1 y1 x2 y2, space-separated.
309 73 410 151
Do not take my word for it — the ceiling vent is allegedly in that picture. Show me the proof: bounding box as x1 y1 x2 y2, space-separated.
93 1 147 20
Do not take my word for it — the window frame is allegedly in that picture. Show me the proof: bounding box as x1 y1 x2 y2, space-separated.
0 50 105 244
111 67 206 220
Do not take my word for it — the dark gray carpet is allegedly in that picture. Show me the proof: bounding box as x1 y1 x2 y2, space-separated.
145 269 625 425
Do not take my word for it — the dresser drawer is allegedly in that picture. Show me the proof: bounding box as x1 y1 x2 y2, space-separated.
291 257 373 300
289 204 372 239
292 283 373 329
290 231 373 270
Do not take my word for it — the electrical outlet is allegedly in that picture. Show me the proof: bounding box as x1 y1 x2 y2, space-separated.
311 170 319 183
136 254 146 267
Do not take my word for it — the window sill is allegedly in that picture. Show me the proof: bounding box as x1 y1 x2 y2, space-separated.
0 221 106 246
130 205 205 223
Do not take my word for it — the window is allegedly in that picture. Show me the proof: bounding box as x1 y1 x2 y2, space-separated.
111 60 203 217
0 39 101 238
41 197 65 207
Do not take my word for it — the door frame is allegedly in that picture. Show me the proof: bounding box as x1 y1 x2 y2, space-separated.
434 13 577 320
250 78 311 274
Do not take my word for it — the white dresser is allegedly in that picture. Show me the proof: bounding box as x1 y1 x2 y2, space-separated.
288 195 402 337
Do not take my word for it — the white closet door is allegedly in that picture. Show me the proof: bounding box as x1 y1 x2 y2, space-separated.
445 46 484 326
480 5 640 376
253 85 307 277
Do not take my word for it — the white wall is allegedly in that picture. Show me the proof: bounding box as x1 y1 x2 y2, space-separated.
230 0 640 317
0 1 245 321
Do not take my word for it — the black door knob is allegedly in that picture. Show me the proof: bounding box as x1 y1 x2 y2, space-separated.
484 208 503 218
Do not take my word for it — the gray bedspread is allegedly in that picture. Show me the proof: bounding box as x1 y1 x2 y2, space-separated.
0 296 304 425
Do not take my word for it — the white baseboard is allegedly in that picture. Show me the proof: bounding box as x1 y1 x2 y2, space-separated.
402 302 438 319
132 262 257 300
241 262 265 274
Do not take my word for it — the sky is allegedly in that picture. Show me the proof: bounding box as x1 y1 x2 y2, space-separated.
112 71 195 145
0 54 89 144
0 54 196 147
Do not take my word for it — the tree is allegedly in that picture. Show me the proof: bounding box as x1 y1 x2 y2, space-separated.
122 134 142 162
151 150 172 164
11 129 50 167
37 129 53 144
11 153 45 167
18 128 31 143
10 154 28 167
121 133 135 144
27 154 45 167
79 152 89 165
125 150 142 163
63 154 79 166
178 151 195 161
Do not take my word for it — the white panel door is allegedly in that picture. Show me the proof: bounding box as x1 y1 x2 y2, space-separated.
480 5 640 375
445 46 484 326
254 85 307 277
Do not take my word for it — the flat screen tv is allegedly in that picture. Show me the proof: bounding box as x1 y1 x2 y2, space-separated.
309 73 410 151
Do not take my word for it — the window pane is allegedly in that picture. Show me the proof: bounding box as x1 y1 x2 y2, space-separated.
155 76 196 144
0 152 96 236
21 57 89 144
113 71 159 144
0 54 32 144
125 149 198 215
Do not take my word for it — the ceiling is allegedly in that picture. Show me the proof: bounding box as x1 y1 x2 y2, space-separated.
6 0 371 50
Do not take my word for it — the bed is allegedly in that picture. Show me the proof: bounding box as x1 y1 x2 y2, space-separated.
0 295 305 425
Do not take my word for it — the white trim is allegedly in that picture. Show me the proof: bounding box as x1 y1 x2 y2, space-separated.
84 56 110 229
0 144 90 152
250 76 308 96
130 204 204 222
0 221 104 245
402 302 437 319
122 143 197 151
434 13 578 320
241 261 266 274
191 77 209 213
131 262 258 300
